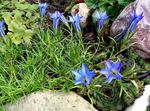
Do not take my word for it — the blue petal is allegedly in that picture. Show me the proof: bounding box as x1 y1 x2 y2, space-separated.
93 10 101 19
93 10 108 21
0 29 5 38
86 72 95 85
51 11 61 19
129 10 138 24
49 11 62 29
105 60 113 69
100 68 110 78
89 71 95 78
101 12 108 20
53 18 60 29
72 22 76 30
74 79 82 85
71 70 81 79
98 19 103 30
74 13 82 22
68 13 82 33
69 16 74 22
114 61 122 71
0 21 4 27
106 76 115 83
129 12 143 32
39 3 48 17
60 15 68 26
75 22 81 33
81 64 88 76
115 73 122 80
96 12 108 30
0 21 5 38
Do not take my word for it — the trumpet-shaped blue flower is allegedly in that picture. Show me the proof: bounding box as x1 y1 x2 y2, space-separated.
0 21 5 38
49 11 68 29
39 3 48 17
71 64 95 86
69 13 82 33
100 61 122 83
128 10 143 32
93 10 108 30
115 10 143 42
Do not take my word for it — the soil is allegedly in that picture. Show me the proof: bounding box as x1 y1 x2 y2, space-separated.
26 0 72 12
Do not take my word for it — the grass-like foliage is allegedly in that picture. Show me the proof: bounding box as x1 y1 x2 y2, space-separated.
0 29 94 104
0 28 149 110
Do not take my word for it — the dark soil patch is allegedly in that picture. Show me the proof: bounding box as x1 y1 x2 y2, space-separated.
26 0 72 12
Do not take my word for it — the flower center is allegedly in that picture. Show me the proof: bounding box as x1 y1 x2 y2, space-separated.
81 76 89 85
110 68 117 76
81 77 87 83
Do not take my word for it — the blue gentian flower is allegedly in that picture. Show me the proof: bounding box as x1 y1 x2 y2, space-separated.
0 21 5 38
128 10 139 25
128 10 143 32
49 11 68 29
49 11 62 29
71 64 95 86
93 10 108 30
114 10 143 42
69 13 82 33
39 3 48 17
100 61 122 83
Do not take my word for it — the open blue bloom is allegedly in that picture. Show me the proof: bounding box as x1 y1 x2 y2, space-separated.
49 11 68 29
93 10 108 30
0 21 5 38
100 61 122 83
71 64 95 86
69 13 82 33
49 11 62 29
114 10 143 42
39 3 48 17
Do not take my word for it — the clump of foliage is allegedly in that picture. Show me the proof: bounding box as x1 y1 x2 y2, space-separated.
84 0 134 18
0 0 39 45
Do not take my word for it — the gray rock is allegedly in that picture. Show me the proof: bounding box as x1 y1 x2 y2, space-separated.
110 0 150 59
125 85 150 111
4 91 97 111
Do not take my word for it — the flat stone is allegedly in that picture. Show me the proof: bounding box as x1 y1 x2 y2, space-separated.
4 91 97 111
110 0 150 59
